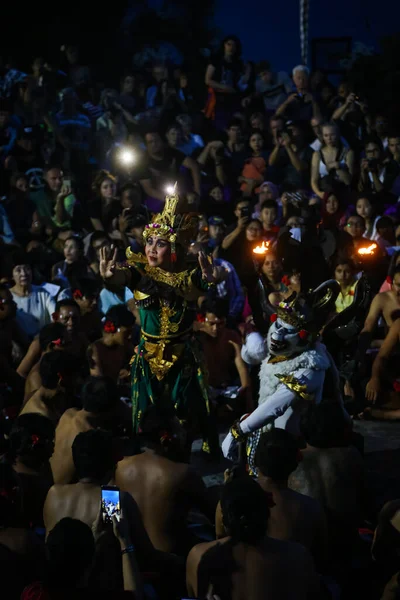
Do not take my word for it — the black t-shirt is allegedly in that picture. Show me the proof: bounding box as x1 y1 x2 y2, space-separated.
284 96 314 122
218 227 257 287
209 56 244 106
87 199 121 230
6 192 35 241
137 148 186 190
269 145 313 190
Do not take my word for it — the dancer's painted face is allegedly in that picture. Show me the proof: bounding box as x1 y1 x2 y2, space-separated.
145 236 171 268
267 318 309 357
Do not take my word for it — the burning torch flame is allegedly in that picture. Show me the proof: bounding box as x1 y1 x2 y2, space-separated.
358 243 377 256
253 241 269 255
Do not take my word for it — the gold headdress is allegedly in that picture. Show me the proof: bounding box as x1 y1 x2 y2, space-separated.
142 184 198 262
275 280 340 332
276 297 307 329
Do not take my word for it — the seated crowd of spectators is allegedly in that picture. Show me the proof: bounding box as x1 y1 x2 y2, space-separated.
1 37 400 599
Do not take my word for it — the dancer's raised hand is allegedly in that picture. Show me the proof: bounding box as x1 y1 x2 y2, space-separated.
99 245 118 280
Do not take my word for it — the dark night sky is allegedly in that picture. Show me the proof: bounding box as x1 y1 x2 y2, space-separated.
214 0 400 70
2 0 400 74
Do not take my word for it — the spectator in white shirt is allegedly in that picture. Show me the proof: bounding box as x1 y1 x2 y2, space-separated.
9 259 56 340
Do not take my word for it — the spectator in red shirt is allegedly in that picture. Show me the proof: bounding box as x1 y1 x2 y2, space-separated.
259 199 280 241
198 298 251 409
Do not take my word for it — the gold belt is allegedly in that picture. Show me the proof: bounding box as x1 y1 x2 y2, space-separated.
139 328 192 381
141 326 193 341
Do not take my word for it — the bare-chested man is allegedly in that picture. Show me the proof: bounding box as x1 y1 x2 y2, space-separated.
115 406 215 555
22 323 66 403
187 477 321 600
362 266 400 334
215 429 327 570
44 429 181 576
50 376 126 484
19 351 79 424
88 305 135 384
363 318 400 418
18 299 89 404
289 403 368 558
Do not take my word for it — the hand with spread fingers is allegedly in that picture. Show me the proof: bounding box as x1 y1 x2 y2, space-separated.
99 246 118 280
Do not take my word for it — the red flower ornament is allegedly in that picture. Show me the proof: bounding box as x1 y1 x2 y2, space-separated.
72 289 83 300
52 338 62 347
31 434 39 447
281 275 291 287
298 329 309 340
160 430 173 445
103 320 117 334
270 313 278 323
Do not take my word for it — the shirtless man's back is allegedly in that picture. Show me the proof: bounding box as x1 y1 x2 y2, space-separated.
19 387 65 424
264 485 327 562
217 430 328 568
187 536 320 600
116 449 214 554
44 480 101 533
50 376 125 484
289 444 366 555
50 408 93 484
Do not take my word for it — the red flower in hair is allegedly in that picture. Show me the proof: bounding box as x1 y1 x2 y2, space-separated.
160 430 173 445
103 320 117 334
72 289 83 300
298 329 309 340
386 276 393 285
393 381 400 393
31 434 39 447
52 312 59 322
196 314 205 323
52 338 62 347
281 275 291 287
270 313 278 323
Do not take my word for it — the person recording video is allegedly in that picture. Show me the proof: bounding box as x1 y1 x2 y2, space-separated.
268 121 313 190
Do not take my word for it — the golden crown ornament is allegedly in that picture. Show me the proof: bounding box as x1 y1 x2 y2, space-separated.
142 183 198 262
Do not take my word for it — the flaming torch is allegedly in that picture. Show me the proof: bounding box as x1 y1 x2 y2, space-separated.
252 241 269 272
358 243 378 256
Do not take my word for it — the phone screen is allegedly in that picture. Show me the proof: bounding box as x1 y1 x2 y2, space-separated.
101 486 121 523
63 178 71 189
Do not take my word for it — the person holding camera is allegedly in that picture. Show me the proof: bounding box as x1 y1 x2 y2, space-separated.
95 89 135 165
197 139 227 187
358 137 396 199
311 122 354 200
275 65 321 123
220 199 258 285
269 122 312 190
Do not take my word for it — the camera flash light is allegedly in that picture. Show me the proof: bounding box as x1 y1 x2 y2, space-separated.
119 149 135 166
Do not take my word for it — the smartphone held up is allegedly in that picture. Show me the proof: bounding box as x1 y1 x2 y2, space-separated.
101 485 121 524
